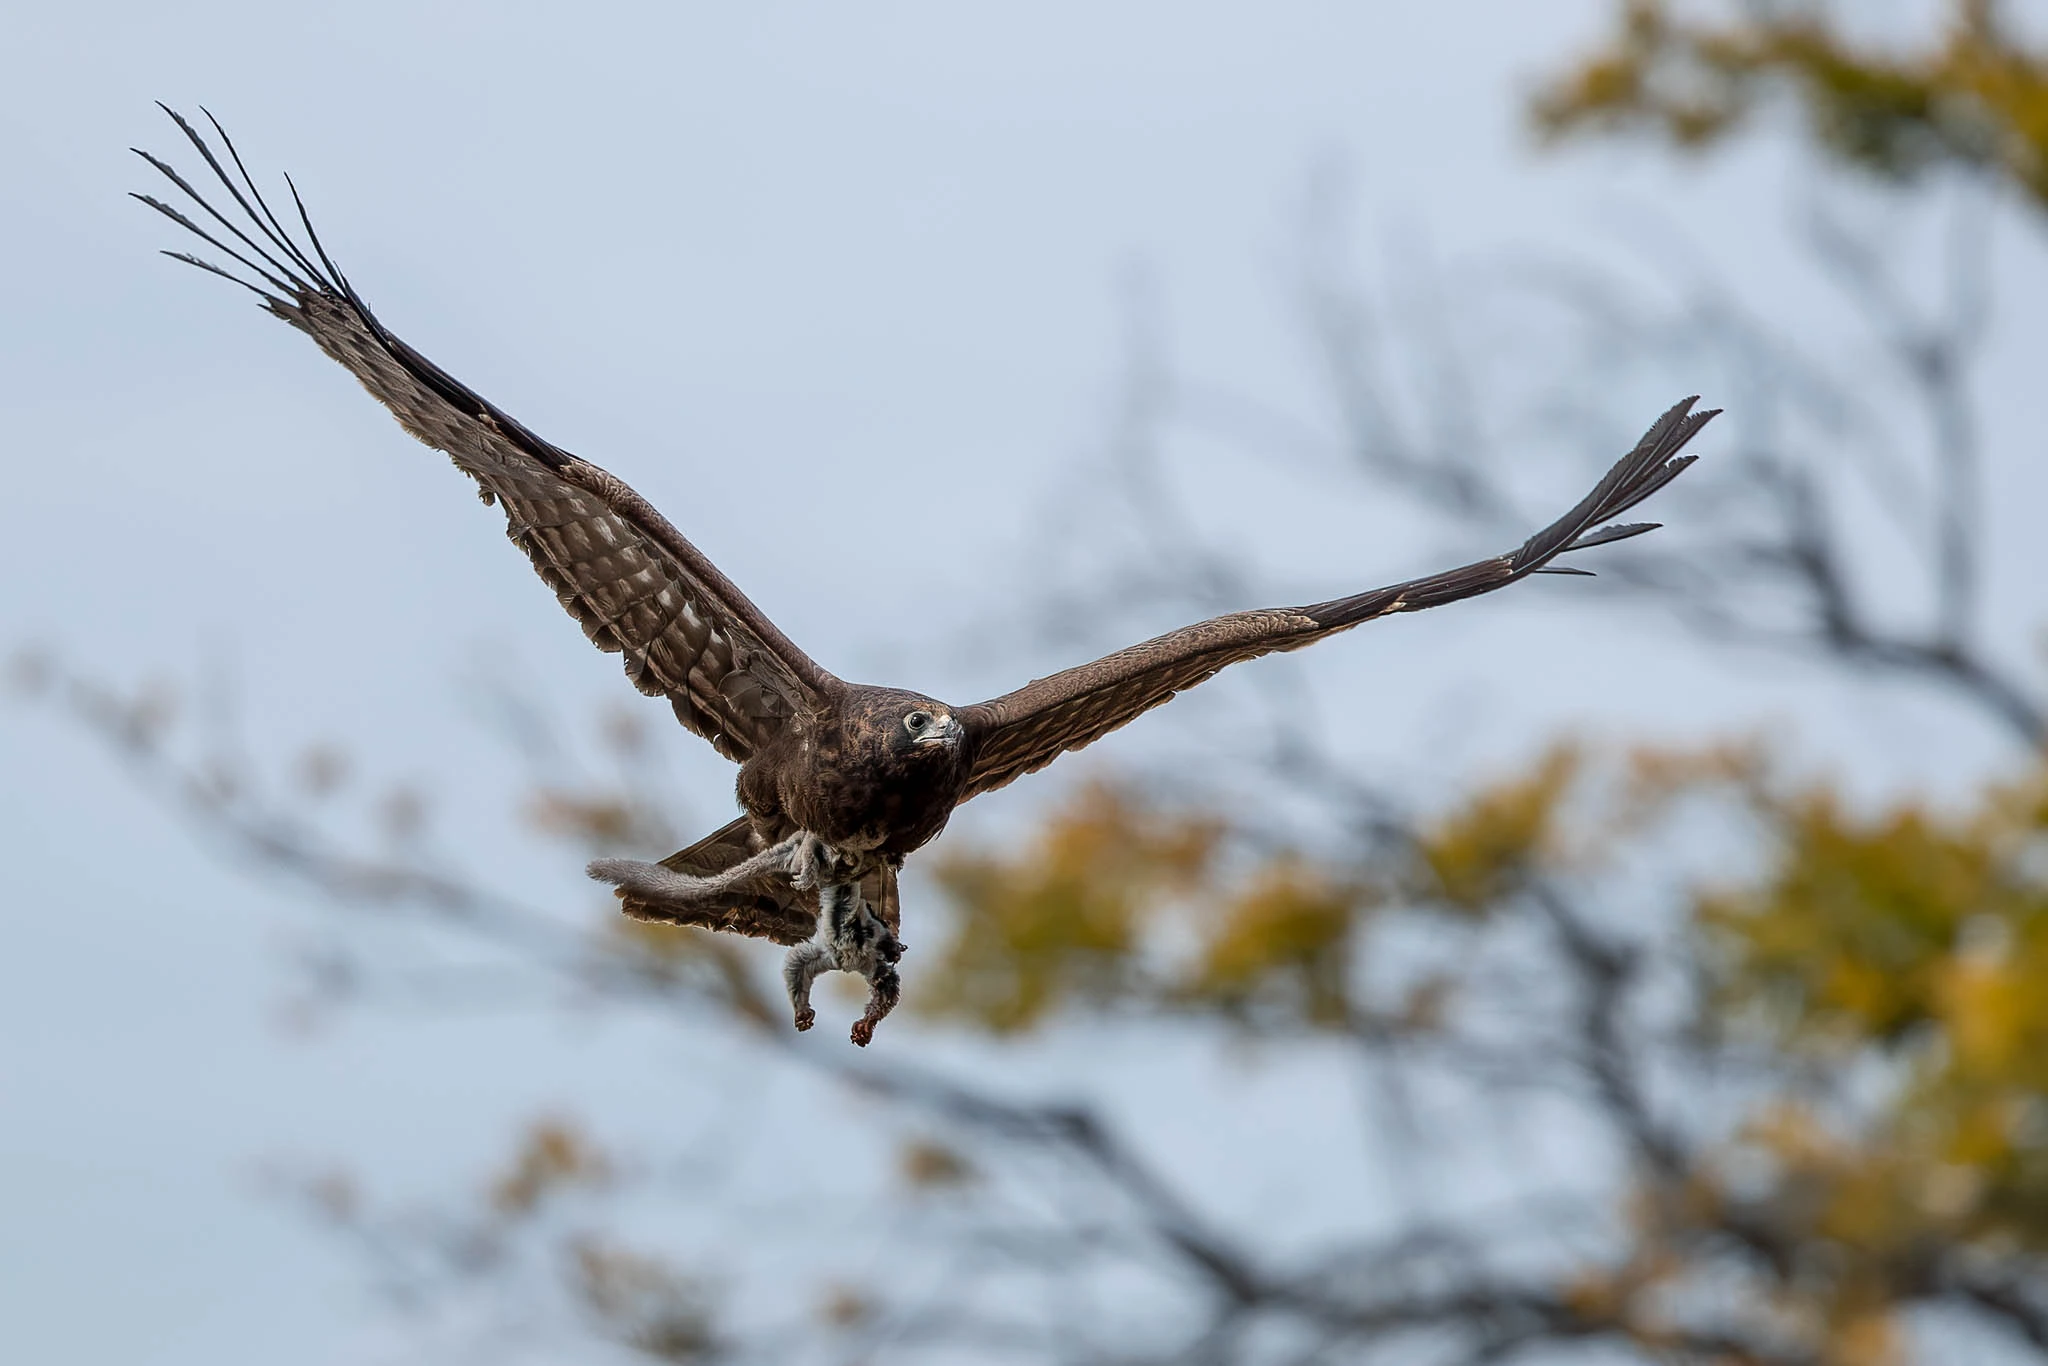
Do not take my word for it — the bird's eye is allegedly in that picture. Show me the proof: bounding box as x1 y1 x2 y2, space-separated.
905 711 933 732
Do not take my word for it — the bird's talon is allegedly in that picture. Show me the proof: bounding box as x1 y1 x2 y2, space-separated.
793 1007 816 1032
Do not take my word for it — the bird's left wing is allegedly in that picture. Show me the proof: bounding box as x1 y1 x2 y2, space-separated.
958 397 1717 800
133 108 841 762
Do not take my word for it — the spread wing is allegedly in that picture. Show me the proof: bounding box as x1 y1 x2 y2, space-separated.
958 397 1717 799
133 107 840 762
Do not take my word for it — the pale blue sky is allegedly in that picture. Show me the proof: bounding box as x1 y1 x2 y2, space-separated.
4 3 2045 1362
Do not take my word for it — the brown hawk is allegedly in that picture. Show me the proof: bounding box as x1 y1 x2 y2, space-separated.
136 108 1717 1044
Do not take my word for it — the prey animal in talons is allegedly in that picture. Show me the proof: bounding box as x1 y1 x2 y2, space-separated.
592 830 908 1045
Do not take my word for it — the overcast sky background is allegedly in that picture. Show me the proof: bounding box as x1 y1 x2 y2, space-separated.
4 3 2046 1362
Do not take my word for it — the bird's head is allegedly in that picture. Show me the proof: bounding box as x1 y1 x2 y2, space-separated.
846 687 966 763
893 698 964 755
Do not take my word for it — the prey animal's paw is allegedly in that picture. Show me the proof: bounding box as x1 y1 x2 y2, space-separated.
793 1005 816 1033
850 1017 877 1047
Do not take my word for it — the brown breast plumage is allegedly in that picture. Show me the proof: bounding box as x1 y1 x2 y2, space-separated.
736 686 972 859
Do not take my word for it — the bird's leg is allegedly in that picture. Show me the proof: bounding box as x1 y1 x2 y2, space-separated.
587 834 802 912
784 833 829 891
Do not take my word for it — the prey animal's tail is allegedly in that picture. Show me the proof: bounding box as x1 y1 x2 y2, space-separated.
620 817 900 946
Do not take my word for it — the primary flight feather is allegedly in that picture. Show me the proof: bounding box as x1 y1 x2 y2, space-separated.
135 107 1717 1045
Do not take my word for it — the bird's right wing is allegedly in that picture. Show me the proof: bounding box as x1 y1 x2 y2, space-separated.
958 397 1717 800
134 107 841 763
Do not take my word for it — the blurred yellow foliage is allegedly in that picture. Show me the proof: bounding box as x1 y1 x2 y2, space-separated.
1707 762 2048 1064
1677 757 2048 1345
1190 857 1365 1026
1415 743 1581 911
1534 0 2048 210
923 782 1221 1030
1704 791 2015 1041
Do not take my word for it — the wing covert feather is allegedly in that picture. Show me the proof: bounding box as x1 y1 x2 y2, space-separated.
959 398 1717 799
135 110 838 762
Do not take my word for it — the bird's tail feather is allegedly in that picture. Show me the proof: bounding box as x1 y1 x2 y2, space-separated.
616 818 816 944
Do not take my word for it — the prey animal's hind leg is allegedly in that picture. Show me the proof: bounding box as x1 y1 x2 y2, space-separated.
779 882 855 1035
849 957 901 1048
781 939 834 1032
779 877 856 1034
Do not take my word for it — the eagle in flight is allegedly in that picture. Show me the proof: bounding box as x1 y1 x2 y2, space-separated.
136 108 1717 1045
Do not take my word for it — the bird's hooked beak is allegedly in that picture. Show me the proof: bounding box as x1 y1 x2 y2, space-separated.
917 714 965 748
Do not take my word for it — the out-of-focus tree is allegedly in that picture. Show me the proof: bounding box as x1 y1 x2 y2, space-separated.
18 3 2048 1363
29 648 2048 1361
